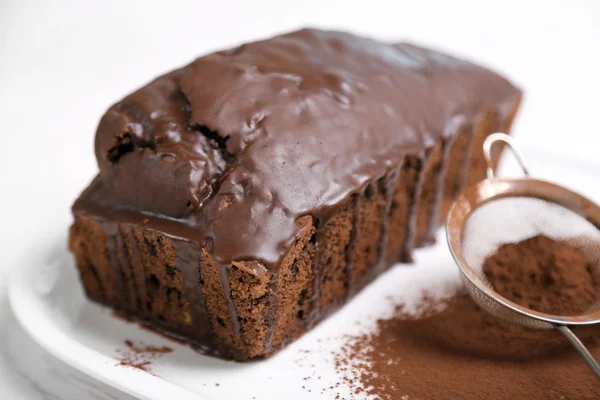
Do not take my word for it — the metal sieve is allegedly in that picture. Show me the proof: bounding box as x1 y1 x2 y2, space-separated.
446 133 600 378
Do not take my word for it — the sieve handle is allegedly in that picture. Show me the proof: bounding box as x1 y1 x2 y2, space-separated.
555 325 600 379
483 133 532 179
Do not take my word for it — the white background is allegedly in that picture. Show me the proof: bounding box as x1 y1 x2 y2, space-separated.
1 0 600 398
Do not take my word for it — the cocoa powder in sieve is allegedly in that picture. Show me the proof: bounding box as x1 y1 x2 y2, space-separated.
335 235 600 399
483 235 599 315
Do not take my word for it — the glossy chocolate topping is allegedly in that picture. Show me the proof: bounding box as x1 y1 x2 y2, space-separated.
83 28 520 269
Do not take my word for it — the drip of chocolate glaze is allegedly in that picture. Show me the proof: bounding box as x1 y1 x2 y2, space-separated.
122 224 147 312
218 257 242 341
376 167 402 272
422 116 467 243
114 224 134 310
97 220 124 304
400 153 427 262
170 238 216 345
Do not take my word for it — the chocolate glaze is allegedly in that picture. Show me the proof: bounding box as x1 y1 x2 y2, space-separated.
375 168 401 270
81 29 520 274
170 238 214 346
400 155 425 262
125 224 148 312
98 220 123 303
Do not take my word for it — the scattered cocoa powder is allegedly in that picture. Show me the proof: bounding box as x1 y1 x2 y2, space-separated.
124 339 173 354
119 359 152 372
483 235 599 315
117 340 172 373
336 295 600 399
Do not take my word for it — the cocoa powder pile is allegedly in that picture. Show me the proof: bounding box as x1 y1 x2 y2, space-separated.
483 235 599 315
336 235 600 399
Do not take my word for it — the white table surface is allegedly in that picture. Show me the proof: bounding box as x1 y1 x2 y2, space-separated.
1 0 600 398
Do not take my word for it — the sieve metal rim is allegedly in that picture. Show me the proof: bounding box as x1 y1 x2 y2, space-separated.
446 176 600 326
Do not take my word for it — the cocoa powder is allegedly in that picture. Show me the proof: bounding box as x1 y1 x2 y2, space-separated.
336 296 600 399
335 235 600 399
483 235 599 315
117 340 172 373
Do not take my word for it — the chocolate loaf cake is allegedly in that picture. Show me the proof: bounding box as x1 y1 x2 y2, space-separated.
69 29 521 360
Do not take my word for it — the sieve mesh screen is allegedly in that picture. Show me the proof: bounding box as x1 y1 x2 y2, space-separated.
461 196 600 321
